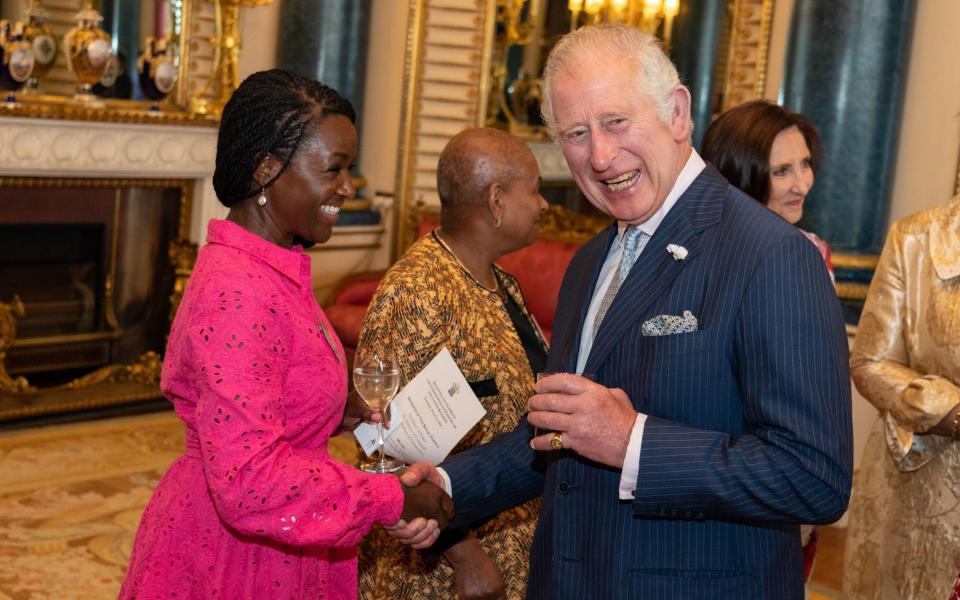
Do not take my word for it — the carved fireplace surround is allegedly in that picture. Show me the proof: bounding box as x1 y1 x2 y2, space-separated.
0 115 221 421
0 115 392 422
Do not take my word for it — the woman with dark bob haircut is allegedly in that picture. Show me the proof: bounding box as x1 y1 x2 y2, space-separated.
119 69 451 600
702 100 833 281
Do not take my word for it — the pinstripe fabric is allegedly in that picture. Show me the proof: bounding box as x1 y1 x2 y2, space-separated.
442 166 853 599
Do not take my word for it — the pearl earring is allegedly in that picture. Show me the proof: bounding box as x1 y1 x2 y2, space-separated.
257 190 267 207
494 216 502 229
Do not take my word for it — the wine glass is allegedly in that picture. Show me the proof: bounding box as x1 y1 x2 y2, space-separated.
354 351 402 473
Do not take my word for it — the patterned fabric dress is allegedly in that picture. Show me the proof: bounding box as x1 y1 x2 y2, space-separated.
357 233 544 599
843 197 960 599
120 220 404 600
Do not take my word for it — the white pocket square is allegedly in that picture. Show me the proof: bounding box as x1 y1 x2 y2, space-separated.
641 310 698 336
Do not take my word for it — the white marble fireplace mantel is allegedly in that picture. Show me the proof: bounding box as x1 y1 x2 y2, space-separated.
0 116 392 303
0 116 222 242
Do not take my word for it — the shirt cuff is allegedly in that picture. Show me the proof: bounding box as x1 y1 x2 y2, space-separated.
618 413 647 500
437 466 453 498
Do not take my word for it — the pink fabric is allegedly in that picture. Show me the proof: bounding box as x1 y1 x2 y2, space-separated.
801 229 834 278
120 219 403 600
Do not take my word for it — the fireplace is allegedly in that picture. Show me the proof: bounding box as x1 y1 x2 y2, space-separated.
0 178 193 420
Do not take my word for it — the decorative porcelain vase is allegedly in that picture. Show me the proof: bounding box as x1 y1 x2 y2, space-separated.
63 1 112 104
0 20 36 106
22 0 57 93
137 36 177 111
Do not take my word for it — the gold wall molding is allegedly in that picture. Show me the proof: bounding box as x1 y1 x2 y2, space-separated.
832 252 880 271
836 282 870 301
721 0 775 111
0 96 218 126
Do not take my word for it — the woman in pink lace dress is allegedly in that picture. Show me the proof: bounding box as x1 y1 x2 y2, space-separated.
702 100 832 583
119 70 451 600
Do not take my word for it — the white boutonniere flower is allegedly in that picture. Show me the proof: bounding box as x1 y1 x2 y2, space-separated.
666 244 688 261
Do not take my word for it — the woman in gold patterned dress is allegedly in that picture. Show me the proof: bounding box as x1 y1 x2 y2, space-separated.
843 196 960 599
357 128 548 600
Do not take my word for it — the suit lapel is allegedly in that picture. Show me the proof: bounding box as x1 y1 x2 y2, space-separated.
583 166 726 374
549 226 617 373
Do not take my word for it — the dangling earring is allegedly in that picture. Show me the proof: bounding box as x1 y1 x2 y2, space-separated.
494 216 502 228
257 189 267 207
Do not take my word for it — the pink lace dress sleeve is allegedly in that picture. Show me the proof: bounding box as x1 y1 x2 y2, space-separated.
185 278 403 547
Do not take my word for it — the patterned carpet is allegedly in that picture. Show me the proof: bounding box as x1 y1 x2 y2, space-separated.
0 411 358 600
0 411 845 599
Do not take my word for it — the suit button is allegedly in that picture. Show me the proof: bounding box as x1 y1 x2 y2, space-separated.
558 481 569 494
695 512 706 520
670 508 679 517
657 506 667 516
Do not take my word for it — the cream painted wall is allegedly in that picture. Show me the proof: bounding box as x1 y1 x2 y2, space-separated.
360 0 411 201
238 1 281 81
888 0 960 221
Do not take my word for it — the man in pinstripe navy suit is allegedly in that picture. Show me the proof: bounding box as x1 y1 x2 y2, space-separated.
392 23 852 599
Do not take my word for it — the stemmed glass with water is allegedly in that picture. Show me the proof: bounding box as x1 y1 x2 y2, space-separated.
354 350 403 473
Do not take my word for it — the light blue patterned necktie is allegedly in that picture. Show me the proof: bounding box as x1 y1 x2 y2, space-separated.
593 225 646 337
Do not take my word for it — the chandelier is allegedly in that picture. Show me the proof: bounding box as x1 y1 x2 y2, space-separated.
568 0 681 48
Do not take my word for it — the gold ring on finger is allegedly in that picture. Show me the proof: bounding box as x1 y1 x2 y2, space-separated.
550 432 564 450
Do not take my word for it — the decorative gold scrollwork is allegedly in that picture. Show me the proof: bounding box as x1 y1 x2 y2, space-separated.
0 295 33 393
169 239 199 324
62 351 163 389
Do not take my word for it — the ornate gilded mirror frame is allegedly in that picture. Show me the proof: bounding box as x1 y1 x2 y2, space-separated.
393 0 775 256
0 0 272 125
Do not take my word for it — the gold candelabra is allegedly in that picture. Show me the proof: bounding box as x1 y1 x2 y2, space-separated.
189 0 274 118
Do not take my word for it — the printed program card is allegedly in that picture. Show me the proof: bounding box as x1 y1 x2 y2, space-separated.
354 348 487 465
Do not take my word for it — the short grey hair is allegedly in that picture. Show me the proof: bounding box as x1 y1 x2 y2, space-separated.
541 23 683 140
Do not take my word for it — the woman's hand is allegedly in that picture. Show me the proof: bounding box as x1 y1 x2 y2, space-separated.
444 534 507 600
339 389 382 431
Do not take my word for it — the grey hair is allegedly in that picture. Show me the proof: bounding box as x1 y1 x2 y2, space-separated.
541 23 683 140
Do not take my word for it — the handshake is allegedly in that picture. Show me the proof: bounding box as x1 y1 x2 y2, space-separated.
389 461 450 549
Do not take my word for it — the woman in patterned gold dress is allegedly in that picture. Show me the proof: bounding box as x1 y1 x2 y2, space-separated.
843 196 960 599
357 128 548 599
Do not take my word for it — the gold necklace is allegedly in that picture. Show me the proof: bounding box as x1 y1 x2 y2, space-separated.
432 229 500 294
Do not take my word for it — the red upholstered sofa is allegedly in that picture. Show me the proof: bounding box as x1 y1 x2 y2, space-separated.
324 208 609 362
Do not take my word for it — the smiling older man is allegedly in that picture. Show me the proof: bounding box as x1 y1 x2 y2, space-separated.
394 23 852 599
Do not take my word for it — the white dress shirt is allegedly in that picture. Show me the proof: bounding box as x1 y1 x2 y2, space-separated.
438 150 707 500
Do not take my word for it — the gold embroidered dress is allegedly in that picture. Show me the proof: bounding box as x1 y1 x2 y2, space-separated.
843 196 960 599
356 234 543 599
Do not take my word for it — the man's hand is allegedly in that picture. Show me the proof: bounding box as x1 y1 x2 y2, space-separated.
339 389 382 431
444 534 507 600
399 460 446 489
527 373 637 468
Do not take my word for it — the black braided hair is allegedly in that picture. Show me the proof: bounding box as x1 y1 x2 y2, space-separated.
213 69 356 207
